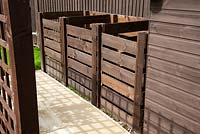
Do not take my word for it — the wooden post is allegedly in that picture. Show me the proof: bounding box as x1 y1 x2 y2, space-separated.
60 17 68 86
4 0 39 133
132 32 147 134
38 12 46 72
91 24 102 107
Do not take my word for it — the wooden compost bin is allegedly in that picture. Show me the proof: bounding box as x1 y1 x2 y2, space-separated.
38 11 149 133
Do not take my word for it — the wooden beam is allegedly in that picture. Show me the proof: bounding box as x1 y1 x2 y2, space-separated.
4 0 39 133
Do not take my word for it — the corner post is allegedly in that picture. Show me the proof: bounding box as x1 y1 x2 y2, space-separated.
60 17 68 86
132 32 147 134
91 24 102 107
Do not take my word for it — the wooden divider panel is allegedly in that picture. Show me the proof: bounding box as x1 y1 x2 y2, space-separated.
66 24 93 100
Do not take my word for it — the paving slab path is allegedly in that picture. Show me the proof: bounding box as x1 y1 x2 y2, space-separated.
36 71 129 134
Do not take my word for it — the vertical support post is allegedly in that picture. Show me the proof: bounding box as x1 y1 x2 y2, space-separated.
60 17 68 86
91 24 102 107
132 32 147 134
38 12 46 72
4 0 39 133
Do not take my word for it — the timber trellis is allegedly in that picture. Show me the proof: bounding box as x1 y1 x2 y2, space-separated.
0 0 39 134
38 11 148 133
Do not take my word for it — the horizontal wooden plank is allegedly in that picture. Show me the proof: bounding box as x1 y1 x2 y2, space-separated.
102 74 135 100
68 68 92 89
68 47 92 66
68 58 92 78
102 33 137 55
146 78 200 111
103 21 148 34
147 68 200 98
101 86 134 115
67 36 92 54
148 57 200 84
150 22 200 41
44 38 61 52
151 0 200 12
67 15 111 25
148 45 200 70
66 25 92 41
102 47 136 71
149 33 200 56
145 99 200 133
43 28 60 42
44 47 61 61
43 19 60 31
151 9 200 27
102 60 135 86
146 89 200 123
42 11 84 19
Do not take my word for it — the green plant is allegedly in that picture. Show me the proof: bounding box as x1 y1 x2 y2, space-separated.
33 47 41 70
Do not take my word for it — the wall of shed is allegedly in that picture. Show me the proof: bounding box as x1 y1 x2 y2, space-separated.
144 0 200 133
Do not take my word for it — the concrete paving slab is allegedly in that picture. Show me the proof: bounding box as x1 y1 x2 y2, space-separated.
36 71 129 134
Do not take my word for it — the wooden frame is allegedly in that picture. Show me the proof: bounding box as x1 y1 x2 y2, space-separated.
0 0 39 133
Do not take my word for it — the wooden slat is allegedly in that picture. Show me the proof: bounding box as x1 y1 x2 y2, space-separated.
151 9 200 27
0 111 14 134
44 47 61 61
103 20 148 34
0 14 6 23
146 89 200 123
43 28 60 42
42 11 84 19
67 15 111 25
149 33 200 56
0 95 16 123
67 36 92 54
44 38 61 52
102 60 135 86
102 74 135 100
148 45 200 70
68 68 92 89
66 24 92 41
145 99 200 133
150 22 200 42
102 47 136 71
0 38 9 49
68 58 92 78
147 68 200 98
68 47 92 66
148 57 200 84
102 33 137 55
43 19 60 31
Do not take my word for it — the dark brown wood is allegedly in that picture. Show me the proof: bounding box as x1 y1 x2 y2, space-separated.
91 24 102 107
38 12 46 72
60 17 68 86
42 11 84 19
132 32 147 133
4 0 39 133
103 20 149 34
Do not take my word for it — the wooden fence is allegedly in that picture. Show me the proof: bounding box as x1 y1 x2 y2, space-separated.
38 11 148 133
0 0 39 133
32 0 150 32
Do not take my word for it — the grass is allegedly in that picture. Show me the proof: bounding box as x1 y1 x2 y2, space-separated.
33 47 41 70
68 85 90 101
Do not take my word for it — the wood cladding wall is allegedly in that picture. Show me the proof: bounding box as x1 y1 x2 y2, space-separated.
144 0 200 134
